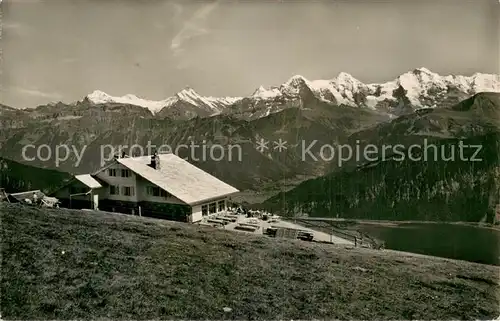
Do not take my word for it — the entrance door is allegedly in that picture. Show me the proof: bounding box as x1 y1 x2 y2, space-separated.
93 194 99 210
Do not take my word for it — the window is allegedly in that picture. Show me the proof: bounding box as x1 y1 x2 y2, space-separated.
218 200 225 212
147 186 171 198
209 202 217 214
147 186 160 197
202 205 208 216
122 186 135 196
108 169 117 176
121 169 131 177
109 185 119 195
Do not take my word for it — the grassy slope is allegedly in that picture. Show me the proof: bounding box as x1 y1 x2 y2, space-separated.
1 204 498 320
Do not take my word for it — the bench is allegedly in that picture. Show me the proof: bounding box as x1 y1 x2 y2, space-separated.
234 224 258 232
220 217 237 223
207 219 228 225
198 222 216 227
239 223 260 229
297 230 314 241
264 227 278 237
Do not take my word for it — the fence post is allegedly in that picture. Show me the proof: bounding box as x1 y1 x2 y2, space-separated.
139 206 142 217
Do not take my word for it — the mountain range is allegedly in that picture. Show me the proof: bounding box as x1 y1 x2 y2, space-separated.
82 68 500 119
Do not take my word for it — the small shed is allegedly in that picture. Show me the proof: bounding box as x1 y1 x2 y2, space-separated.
4 189 60 207
50 174 103 210
7 190 45 204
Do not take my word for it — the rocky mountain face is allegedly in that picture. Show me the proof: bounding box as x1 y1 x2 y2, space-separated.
0 104 30 130
261 93 500 222
320 92 500 172
0 97 388 190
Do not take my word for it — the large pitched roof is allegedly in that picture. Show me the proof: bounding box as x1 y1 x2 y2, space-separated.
116 154 239 205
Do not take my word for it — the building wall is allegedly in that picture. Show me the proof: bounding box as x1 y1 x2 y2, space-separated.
95 163 138 202
54 159 235 223
99 199 191 222
52 180 105 209
95 161 186 205
98 197 228 223
191 204 204 223
52 180 88 199
191 198 228 222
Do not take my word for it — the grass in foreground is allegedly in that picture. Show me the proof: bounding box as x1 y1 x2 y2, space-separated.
1 203 499 320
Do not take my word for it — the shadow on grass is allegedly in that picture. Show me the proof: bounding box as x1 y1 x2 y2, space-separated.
1 204 499 320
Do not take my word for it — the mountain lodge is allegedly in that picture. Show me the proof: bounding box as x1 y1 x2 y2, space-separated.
50 152 239 223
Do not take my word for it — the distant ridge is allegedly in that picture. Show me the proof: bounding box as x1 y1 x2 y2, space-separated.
81 68 500 118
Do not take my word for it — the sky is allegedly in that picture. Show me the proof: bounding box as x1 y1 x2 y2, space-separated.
1 0 499 108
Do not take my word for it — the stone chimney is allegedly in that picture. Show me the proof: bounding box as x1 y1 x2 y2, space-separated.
150 152 160 170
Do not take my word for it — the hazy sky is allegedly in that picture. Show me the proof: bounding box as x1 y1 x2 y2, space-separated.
1 0 499 108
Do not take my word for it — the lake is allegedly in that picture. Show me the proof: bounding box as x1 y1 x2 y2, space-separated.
356 222 500 266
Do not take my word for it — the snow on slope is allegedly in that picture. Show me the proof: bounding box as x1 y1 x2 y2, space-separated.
87 88 243 114
172 87 243 114
253 68 500 108
86 68 500 116
87 90 170 113
252 86 281 99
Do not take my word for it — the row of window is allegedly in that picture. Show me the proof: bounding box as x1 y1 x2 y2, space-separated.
109 185 135 196
108 168 132 178
201 200 225 216
108 185 172 198
146 186 171 198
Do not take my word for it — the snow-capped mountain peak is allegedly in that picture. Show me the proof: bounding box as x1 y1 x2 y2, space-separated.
279 75 313 96
86 88 243 115
284 75 308 86
174 87 206 106
412 67 434 74
336 71 359 82
252 85 267 95
86 90 168 113
177 86 197 97
252 85 281 100
334 72 363 91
